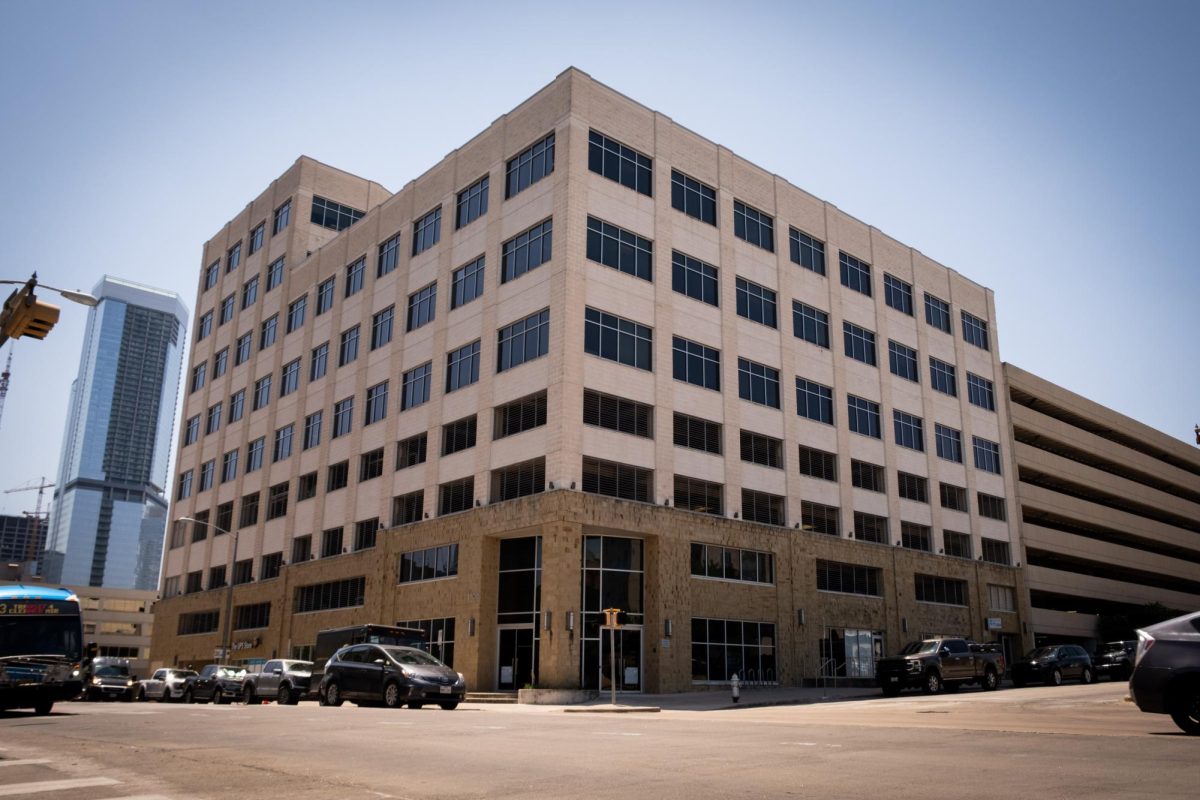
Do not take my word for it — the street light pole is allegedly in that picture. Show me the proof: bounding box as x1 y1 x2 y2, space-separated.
176 515 237 662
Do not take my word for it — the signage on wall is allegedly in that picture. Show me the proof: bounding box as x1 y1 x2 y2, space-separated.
986 617 1002 631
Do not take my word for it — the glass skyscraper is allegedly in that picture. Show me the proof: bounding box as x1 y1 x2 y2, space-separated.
42 277 187 590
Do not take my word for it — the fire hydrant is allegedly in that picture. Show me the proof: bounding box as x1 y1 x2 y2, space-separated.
731 672 740 703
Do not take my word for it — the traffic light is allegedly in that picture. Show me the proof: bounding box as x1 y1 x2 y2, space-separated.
0 279 60 346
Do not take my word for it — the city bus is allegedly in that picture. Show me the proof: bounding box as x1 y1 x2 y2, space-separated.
0 585 86 715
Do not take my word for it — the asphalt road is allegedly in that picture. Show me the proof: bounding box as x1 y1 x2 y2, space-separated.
0 683 1192 800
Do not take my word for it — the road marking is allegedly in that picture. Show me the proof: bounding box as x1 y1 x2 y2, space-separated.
780 742 841 748
0 759 52 767
0 777 121 796
591 732 642 736
473 726 506 730
379 721 414 725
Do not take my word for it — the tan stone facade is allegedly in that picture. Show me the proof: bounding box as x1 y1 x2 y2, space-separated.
152 492 1026 690
1003 364 1200 646
153 68 1030 691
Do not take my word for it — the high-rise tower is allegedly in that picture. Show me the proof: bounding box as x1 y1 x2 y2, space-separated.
42 276 187 590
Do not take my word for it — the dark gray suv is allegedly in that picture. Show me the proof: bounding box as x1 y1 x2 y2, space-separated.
1130 611 1200 735
318 644 465 710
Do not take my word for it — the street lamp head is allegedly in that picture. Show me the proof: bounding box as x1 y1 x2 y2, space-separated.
57 289 99 307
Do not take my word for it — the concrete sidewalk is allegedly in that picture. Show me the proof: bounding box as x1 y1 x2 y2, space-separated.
541 685 879 713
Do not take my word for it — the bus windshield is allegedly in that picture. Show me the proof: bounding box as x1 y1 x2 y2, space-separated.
0 616 83 662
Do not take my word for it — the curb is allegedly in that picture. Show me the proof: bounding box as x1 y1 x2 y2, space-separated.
564 705 661 714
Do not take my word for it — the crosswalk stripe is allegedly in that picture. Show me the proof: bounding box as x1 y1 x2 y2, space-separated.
0 759 53 767
0 777 121 796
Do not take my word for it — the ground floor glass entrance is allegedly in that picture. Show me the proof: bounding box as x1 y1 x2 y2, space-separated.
496 626 537 690
820 628 884 678
580 535 644 691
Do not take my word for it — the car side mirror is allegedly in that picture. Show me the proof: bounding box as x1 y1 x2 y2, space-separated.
373 659 386 665
939 647 951 657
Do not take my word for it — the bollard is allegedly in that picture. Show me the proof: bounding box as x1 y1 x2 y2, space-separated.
731 672 740 703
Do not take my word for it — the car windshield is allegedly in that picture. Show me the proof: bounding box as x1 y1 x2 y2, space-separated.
380 646 444 666
95 665 130 677
900 641 942 655
217 667 246 678
1026 647 1058 659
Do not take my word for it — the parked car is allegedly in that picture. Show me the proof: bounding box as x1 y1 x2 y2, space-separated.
241 659 312 705
1129 610 1200 735
1011 645 1093 686
140 668 197 702
875 638 1005 695
306 624 428 699
82 657 139 702
318 644 465 709
182 664 247 704
1092 640 1136 682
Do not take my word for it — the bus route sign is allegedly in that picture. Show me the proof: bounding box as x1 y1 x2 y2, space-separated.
0 601 71 616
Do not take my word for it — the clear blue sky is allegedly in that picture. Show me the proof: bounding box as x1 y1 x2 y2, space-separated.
1 0 1197 514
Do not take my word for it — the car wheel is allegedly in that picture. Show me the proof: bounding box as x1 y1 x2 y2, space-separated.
922 671 942 694
213 689 225 705
157 688 170 703
136 686 146 702
1081 667 1094 685
383 681 402 709
277 684 292 706
34 699 53 716
881 684 902 697
182 688 194 704
1168 684 1200 735
439 702 459 711
1051 669 1063 686
324 682 344 707
243 686 256 705
408 701 424 710
983 668 1000 691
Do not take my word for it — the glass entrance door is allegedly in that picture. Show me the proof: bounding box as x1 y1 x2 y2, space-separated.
497 626 536 690
598 627 642 692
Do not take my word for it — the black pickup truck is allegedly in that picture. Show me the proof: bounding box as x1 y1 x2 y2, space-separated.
876 638 1006 696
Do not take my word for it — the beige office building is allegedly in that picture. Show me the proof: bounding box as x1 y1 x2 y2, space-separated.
151 69 1029 692
1004 364 1200 646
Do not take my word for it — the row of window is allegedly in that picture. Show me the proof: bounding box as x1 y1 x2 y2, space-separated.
195 206 551 369
172 458 548 580
203 200 293 292
586 128 992 353
581 455 1012 562
184 305 551 457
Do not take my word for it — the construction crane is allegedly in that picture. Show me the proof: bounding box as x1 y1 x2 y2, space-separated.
4 478 55 560
0 345 11 433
